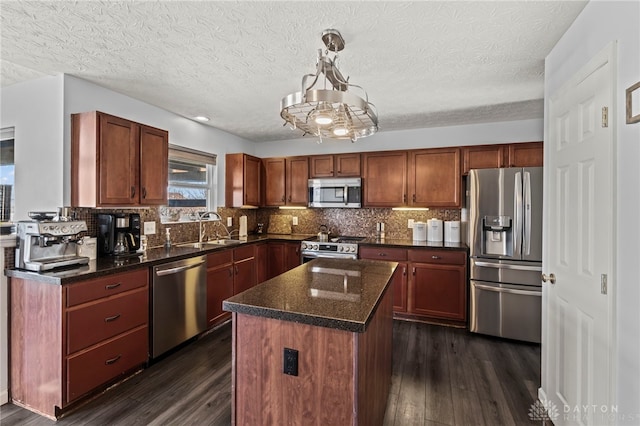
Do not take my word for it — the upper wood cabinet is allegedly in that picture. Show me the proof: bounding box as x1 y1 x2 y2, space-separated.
508 142 543 167
309 153 361 178
263 156 308 207
362 151 408 207
408 147 461 208
462 144 506 175
71 111 168 207
225 153 261 207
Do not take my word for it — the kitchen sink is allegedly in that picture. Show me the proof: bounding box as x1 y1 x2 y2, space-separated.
178 239 243 249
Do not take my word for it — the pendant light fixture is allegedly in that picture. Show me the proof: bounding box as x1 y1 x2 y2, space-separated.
280 29 378 142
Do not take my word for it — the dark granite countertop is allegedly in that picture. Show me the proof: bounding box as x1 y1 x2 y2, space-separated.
5 233 316 285
223 258 397 333
359 238 468 251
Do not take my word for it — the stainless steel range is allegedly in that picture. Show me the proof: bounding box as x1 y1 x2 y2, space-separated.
301 236 365 261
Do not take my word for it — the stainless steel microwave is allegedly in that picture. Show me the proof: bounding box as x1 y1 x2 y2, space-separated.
308 177 362 208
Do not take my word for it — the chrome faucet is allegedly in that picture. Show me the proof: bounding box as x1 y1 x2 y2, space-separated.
197 211 221 243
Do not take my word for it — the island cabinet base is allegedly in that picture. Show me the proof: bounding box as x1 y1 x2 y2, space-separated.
231 287 393 426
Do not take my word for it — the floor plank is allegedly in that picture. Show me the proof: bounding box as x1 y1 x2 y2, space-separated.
0 321 542 426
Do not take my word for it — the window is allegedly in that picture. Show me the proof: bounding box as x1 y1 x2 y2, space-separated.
0 128 15 223
162 145 216 222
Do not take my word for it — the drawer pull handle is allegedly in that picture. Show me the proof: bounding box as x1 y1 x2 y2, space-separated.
104 314 121 323
432 255 441 259
105 354 121 365
378 253 387 257
105 282 122 290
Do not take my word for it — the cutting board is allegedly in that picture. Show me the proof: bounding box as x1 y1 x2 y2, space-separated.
267 214 292 234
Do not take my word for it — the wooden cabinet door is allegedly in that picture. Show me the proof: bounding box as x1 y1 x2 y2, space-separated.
335 153 361 177
256 243 269 284
234 257 257 295
98 113 139 205
508 142 543 167
286 157 309 206
409 263 466 321
139 125 168 205
409 148 461 208
392 262 408 313
207 264 234 326
263 158 286 206
309 155 334 177
362 151 407 207
284 242 301 271
462 144 506 174
267 242 286 279
244 155 262 206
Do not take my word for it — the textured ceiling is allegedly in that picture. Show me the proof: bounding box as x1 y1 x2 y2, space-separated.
1 1 587 142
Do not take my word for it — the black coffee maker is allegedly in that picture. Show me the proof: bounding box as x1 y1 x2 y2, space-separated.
97 213 141 256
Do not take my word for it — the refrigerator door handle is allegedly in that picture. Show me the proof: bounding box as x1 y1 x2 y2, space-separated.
474 260 542 272
523 171 531 255
473 282 541 297
514 171 523 257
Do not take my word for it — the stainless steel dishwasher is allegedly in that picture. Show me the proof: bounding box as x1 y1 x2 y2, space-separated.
152 255 207 358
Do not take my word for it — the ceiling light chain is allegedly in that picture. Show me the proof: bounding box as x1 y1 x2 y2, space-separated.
280 29 378 142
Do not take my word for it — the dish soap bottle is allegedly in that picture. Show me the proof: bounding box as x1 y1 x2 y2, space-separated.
164 228 172 250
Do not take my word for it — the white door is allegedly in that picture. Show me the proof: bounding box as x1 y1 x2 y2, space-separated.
541 43 615 425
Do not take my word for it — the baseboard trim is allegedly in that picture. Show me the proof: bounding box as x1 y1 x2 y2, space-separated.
0 389 9 405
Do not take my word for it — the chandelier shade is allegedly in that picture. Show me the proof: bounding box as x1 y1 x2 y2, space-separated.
280 29 378 142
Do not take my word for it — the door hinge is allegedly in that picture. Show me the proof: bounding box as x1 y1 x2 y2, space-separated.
602 107 609 128
601 274 608 295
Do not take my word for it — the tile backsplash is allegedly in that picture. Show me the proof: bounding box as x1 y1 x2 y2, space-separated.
54 206 461 249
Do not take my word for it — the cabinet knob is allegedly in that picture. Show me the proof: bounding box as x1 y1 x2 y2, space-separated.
403 194 407 203
228 268 233 278
104 314 121 323
282 196 285 202
432 255 441 259
105 282 122 290
105 354 122 365
378 253 387 257
413 194 416 203
142 187 147 199
412 267 416 275
131 186 136 198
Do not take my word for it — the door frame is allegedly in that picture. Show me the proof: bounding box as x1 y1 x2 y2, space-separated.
539 41 618 419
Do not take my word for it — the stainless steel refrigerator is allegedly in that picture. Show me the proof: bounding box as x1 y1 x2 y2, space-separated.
466 167 542 343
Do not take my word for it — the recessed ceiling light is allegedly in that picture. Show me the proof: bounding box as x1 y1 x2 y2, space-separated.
193 115 210 122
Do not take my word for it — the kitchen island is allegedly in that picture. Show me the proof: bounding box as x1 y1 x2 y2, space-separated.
223 258 397 426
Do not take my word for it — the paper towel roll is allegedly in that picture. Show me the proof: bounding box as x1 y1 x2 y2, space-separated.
427 218 443 242
444 221 461 243
239 215 248 237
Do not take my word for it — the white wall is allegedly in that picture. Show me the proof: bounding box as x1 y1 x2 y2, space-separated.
0 75 65 220
63 75 256 209
544 0 640 417
254 118 543 158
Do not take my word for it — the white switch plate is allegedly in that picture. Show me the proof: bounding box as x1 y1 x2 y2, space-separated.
227 217 233 227
143 221 156 235
292 216 298 225
408 219 415 229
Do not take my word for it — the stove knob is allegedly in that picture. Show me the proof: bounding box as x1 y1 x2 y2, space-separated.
301 243 307 250
339 246 344 252
62 226 69 233
313 244 318 250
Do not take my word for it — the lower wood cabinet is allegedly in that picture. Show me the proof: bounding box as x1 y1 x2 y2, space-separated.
10 268 150 418
206 245 257 327
267 241 302 279
360 245 467 324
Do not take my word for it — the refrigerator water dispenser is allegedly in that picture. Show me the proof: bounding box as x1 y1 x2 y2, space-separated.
483 216 512 256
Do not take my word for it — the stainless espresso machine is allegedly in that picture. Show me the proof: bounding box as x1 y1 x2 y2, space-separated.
16 216 90 272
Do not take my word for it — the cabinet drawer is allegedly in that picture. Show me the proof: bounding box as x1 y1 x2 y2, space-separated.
67 288 148 354
359 246 407 261
234 244 255 262
207 250 233 267
67 269 148 307
408 249 466 265
66 326 148 403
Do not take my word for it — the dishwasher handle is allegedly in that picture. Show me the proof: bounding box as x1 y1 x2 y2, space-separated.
155 260 205 277
473 282 541 297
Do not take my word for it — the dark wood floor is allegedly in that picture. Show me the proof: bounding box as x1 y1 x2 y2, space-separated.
1 320 542 426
